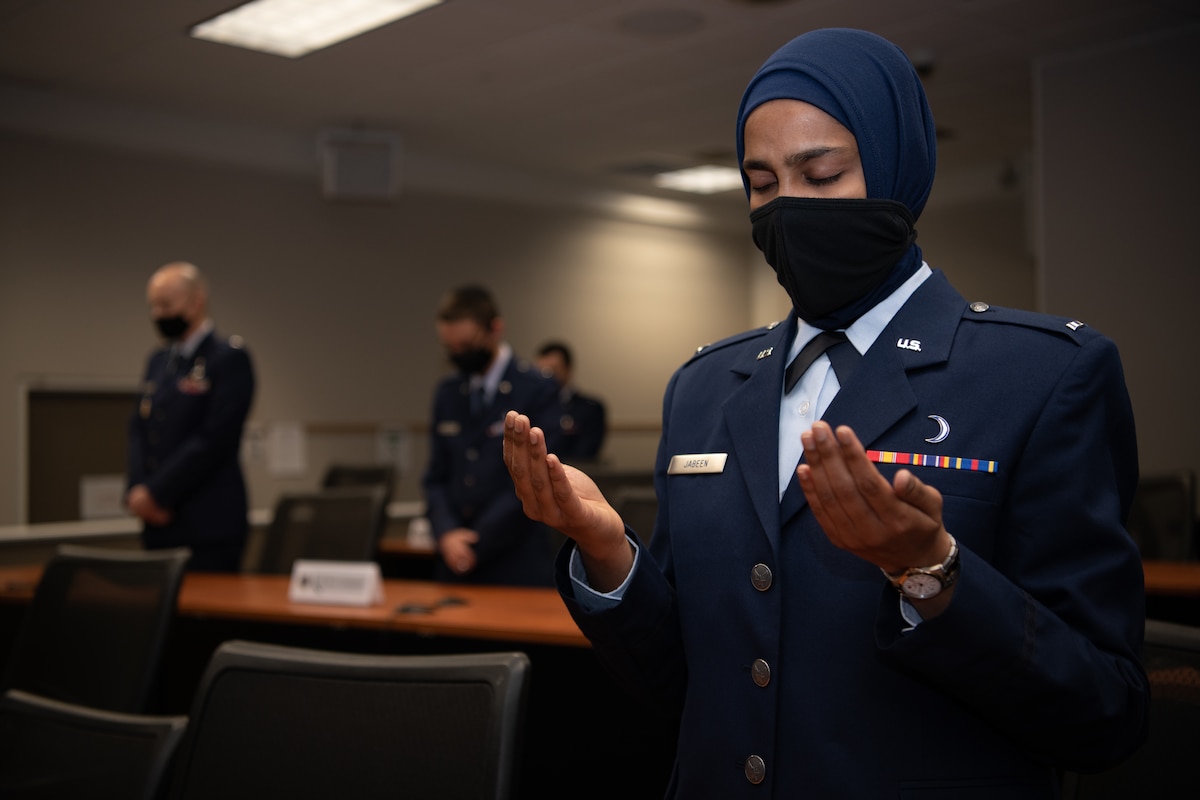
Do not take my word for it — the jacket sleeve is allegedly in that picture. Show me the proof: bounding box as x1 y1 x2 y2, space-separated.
876 334 1148 772
556 370 688 721
125 354 156 490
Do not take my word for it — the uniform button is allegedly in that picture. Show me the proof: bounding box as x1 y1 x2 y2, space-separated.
751 659 771 687
463 475 476 488
466 448 479 461
798 400 811 416
745 755 766 784
970 301 990 312
751 563 772 591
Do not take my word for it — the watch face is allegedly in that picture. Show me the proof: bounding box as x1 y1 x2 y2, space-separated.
901 573 942 600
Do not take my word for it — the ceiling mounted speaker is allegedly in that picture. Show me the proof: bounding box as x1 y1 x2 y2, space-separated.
319 129 402 203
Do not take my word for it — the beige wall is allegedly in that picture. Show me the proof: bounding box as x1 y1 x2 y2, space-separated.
1 118 1035 525
1036 27 1200 486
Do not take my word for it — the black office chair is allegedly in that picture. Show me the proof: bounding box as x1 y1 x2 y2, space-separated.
2 544 190 714
255 485 389 574
609 484 659 543
1064 618 1200 798
0 688 187 800
1126 470 1198 561
321 462 396 499
166 640 530 800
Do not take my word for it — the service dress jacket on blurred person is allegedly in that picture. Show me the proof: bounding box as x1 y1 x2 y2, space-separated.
558 270 1148 798
424 355 561 586
127 329 254 571
553 387 607 463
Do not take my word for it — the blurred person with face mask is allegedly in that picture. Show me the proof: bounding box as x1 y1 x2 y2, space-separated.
421 285 561 585
126 261 254 572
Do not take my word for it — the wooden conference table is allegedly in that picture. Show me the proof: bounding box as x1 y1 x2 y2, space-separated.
2 559 1195 614
0 564 588 648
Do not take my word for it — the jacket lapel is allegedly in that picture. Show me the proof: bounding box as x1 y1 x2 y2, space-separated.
723 318 794 552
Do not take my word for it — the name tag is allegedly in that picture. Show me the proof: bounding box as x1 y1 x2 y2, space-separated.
289 560 383 607
667 453 728 475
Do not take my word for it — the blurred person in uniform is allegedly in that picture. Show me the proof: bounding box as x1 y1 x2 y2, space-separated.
126 262 255 572
536 340 607 463
422 286 561 586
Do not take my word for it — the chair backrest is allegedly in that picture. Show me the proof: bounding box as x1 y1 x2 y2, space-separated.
609 484 659 543
2 544 190 714
1126 470 1197 560
1065 619 1200 798
256 486 388 574
0 688 187 800
321 463 396 500
167 640 530 800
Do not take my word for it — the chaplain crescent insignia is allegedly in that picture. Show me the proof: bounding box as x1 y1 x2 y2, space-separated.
925 415 950 444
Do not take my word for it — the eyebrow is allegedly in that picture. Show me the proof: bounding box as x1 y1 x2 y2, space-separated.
743 146 848 172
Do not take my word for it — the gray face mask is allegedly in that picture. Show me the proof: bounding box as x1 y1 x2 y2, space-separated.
750 196 915 328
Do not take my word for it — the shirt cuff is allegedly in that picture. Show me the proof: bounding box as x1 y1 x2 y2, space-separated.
568 534 640 613
899 595 924 632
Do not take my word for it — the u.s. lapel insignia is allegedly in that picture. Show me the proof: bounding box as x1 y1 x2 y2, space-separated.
756 347 773 360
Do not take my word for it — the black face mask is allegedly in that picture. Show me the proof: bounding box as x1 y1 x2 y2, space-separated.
750 197 916 327
155 315 189 341
449 347 493 375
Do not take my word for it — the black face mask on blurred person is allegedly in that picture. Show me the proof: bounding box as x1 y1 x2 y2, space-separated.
750 197 916 327
450 347 493 375
155 315 189 341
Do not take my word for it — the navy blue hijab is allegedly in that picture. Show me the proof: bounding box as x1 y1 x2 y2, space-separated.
736 28 938 325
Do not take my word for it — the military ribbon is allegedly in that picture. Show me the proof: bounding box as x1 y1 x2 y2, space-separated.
866 449 997 473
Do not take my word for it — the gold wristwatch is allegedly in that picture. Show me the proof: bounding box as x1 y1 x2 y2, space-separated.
882 535 960 600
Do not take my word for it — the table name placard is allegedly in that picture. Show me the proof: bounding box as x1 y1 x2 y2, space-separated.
288 560 383 607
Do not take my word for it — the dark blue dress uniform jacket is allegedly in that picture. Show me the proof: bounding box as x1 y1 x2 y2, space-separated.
557 271 1148 798
127 331 254 570
423 357 561 586
554 388 608 463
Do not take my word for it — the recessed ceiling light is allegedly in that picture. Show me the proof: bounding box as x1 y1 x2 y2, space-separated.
190 0 443 58
653 165 743 195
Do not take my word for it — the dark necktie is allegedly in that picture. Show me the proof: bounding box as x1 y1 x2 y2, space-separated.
784 331 860 394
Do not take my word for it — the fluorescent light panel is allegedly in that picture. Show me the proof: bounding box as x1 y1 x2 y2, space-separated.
653 165 743 195
190 0 443 58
